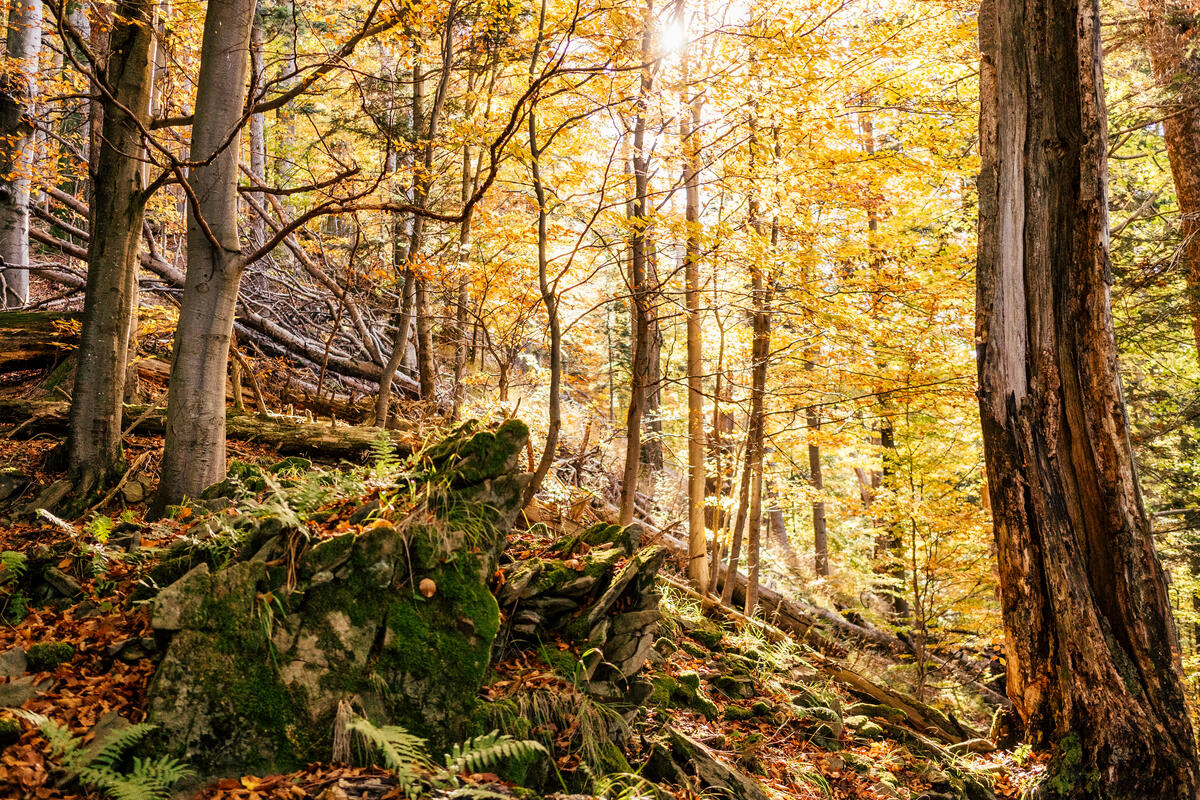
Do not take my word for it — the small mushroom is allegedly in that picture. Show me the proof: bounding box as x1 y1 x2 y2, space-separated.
418 578 437 598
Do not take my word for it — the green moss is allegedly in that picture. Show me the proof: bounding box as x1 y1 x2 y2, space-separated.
688 620 725 650
724 705 754 721
649 675 680 707
0 717 18 745
750 701 772 717
26 642 74 671
268 457 312 476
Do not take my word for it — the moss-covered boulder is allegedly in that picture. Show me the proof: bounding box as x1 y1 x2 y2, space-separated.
145 420 530 781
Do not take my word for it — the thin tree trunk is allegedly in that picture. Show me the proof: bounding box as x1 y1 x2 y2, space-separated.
807 404 829 576
618 0 654 525
977 0 1199 793
523 0 560 506
154 0 256 510
66 0 156 493
0 0 41 307
247 9 267 248
679 3 708 592
720 435 753 606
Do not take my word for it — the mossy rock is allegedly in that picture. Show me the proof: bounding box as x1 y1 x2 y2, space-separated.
201 460 267 500
846 702 907 725
686 619 725 650
146 419 531 782
25 642 74 671
724 705 754 722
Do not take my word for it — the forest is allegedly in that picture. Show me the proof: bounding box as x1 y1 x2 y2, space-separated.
0 0 1197 796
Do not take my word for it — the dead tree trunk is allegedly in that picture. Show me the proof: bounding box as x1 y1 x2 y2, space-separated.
977 0 1199 794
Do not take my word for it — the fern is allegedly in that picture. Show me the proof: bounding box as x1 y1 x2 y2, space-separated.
10 710 193 800
339 713 545 794
443 730 547 776
1 550 28 579
370 432 401 480
344 714 431 792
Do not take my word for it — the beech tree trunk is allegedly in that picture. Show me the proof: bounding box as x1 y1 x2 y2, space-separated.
806 403 828 575
155 0 256 510
0 0 41 308
978 0 1199 794
523 0 560 506
67 0 156 492
680 8 708 593
618 0 655 526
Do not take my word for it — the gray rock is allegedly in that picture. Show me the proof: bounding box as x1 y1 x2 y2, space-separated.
42 566 82 598
146 420 532 783
661 727 771 800
0 675 50 707
0 647 25 679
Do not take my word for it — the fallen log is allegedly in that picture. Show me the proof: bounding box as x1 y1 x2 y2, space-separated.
0 311 79 373
657 573 983 746
653 531 1010 710
0 398 414 461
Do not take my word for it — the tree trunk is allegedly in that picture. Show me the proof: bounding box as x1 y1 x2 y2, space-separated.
743 261 768 616
155 0 256 510
523 0 561 506
977 0 1199 794
0 0 41 307
247 10 267 249
66 0 156 493
807 404 829 575
1141 1 1200 363
618 0 654 525
680 7 708 593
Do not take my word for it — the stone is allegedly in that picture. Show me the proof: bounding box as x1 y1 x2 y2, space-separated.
0 647 25 679
146 420 531 782
0 675 50 706
799 705 844 740
41 566 82 598
0 468 27 504
120 479 147 504
650 727 771 800
711 674 756 699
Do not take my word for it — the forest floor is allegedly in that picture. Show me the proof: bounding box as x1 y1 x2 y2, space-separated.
0 377 1044 800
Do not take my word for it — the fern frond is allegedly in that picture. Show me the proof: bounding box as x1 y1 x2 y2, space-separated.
10 709 76 758
344 714 431 794
443 730 546 776
86 722 158 770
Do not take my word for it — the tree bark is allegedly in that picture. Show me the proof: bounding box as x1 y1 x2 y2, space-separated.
680 6 708 593
0 0 41 307
618 0 655 525
807 404 828 576
523 0 561 507
978 0 1199 794
155 0 257 510
66 0 157 493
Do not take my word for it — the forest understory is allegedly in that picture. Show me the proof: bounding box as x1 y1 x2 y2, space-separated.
5 0 1200 796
